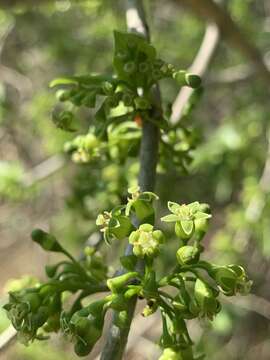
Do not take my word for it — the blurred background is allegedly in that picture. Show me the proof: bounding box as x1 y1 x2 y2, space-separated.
0 0 270 359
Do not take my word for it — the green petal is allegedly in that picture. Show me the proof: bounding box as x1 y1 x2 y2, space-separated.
167 201 180 214
180 220 194 235
160 214 180 222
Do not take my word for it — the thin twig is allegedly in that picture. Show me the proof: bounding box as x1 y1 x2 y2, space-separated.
170 21 220 125
178 0 270 83
208 52 270 85
22 154 66 187
224 293 270 321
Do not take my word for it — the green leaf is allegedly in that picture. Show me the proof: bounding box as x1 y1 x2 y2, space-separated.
111 205 126 217
109 217 120 229
50 77 78 88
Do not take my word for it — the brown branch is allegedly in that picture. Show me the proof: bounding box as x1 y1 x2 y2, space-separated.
208 53 270 85
178 0 270 83
170 21 220 124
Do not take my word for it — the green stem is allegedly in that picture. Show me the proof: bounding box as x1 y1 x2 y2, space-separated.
100 1 161 359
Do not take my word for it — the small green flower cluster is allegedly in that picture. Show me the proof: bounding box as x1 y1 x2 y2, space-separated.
64 133 102 163
64 121 141 164
4 229 109 354
4 188 251 358
160 126 200 173
50 31 202 171
96 187 251 359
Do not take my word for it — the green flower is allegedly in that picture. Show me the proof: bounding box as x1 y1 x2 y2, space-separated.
161 201 211 240
125 186 159 225
210 265 252 296
194 279 221 320
176 245 200 265
66 300 107 357
64 133 101 164
52 110 76 132
129 224 165 258
96 206 134 244
3 289 50 345
159 347 183 360
107 272 139 294
173 70 201 89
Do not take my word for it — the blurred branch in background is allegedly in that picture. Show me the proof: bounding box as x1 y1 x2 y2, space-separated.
0 325 16 353
208 52 270 85
170 21 220 125
22 154 66 187
178 0 270 83
0 65 32 97
233 131 270 248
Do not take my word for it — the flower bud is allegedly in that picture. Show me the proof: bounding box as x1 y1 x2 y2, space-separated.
129 224 165 258
112 310 129 330
124 286 141 299
122 93 134 106
194 218 209 234
102 81 114 95
159 348 182 360
142 299 158 317
139 62 149 73
152 68 163 80
173 70 201 89
185 73 202 88
23 291 41 312
70 300 107 356
74 340 93 357
31 229 64 253
210 265 252 296
173 70 186 86
116 50 128 60
176 246 200 265
56 89 71 102
134 97 151 110
194 279 221 320
43 313 60 332
107 272 138 293
123 61 136 73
